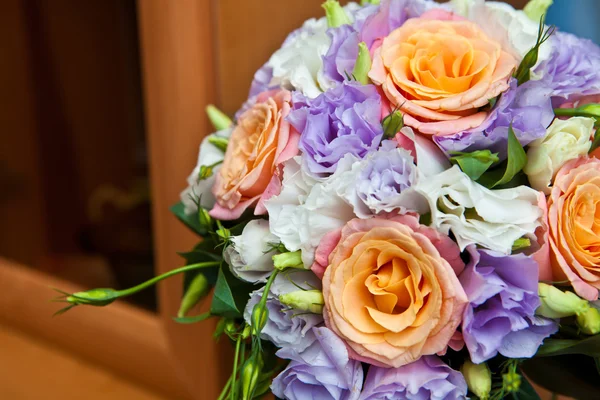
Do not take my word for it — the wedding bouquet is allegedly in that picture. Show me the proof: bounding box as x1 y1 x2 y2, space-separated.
56 0 600 399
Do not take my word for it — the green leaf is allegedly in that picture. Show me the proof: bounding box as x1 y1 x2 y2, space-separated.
172 312 212 324
478 125 527 188
516 373 542 400
210 265 257 318
512 237 531 252
536 334 600 357
170 201 208 236
450 150 499 180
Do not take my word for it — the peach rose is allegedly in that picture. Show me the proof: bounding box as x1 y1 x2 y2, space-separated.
369 14 517 136
548 157 600 300
210 90 299 220
319 214 467 368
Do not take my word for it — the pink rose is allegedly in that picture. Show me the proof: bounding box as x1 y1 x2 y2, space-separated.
210 90 299 220
317 214 467 368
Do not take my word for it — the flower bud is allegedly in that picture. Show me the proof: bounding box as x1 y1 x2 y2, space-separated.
279 290 324 314
207 135 229 152
241 353 264 400
67 288 120 307
241 324 252 339
198 164 214 180
272 250 304 271
205 104 232 131
251 302 269 336
577 307 600 335
537 283 589 318
382 110 404 139
322 0 350 28
224 320 238 338
352 42 372 85
461 361 491 400
361 0 380 5
197 207 213 231
177 273 210 318
524 0 553 23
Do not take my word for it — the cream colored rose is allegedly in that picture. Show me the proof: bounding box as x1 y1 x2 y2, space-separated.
525 117 594 194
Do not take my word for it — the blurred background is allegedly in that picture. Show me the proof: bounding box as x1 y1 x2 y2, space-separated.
0 0 596 399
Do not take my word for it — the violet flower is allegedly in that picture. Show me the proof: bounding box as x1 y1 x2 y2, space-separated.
288 82 383 178
272 327 363 400
459 246 558 364
358 356 467 400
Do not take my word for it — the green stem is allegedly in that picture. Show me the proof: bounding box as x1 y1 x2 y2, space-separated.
230 332 244 400
259 270 280 307
553 107 599 119
216 376 232 400
116 262 220 298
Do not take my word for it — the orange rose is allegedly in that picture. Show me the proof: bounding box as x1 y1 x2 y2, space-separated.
548 157 600 301
369 15 517 136
210 90 299 220
320 215 467 368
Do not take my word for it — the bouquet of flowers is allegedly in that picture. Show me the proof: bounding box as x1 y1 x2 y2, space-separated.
56 0 600 398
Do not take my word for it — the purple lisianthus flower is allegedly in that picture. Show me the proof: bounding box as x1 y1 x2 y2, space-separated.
361 0 439 48
435 78 554 158
459 246 558 364
235 62 277 121
244 270 323 353
320 25 360 90
359 356 467 400
272 327 363 400
535 31 600 103
289 82 383 178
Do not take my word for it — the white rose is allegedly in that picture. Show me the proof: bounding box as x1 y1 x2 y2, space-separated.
456 0 552 67
224 219 278 283
408 165 542 254
265 157 355 267
524 117 594 194
180 127 232 214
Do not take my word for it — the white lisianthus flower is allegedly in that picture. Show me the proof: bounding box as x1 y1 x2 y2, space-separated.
524 117 594 195
409 165 542 254
455 0 552 66
397 127 451 177
268 3 366 98
223 219 278 283
180 127 232 214
265 157 355 267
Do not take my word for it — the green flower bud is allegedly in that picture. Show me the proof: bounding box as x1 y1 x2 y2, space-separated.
241 353 264 400
524 0 553 23
361 0 380 5
216 220 231 242
198 164 214 180
207 135 229 152
537 283 589 318
273 250 304 271
251 302 269 336
241 324 252 339
352 42 372 85
197 206 213 231
224 320 238 338
67 288 120 307
279 290 324 314
502 370 521 393
322 0 351 28
577 307 600 335
205 104 232 131
177 273 210 318
382 110 404 139
461 361 491 400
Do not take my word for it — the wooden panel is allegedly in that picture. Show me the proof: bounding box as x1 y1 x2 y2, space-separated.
137 1 231 398
0 258 189 399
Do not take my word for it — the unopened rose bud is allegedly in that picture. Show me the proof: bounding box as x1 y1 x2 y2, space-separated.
67 288 120 307
207 135 229 152
382 110 404 139
462 361 491 400
577 307 600 335
273 250 304 271
251 302 269 336
206 104 232 131
241 353 264 400
537 283 589 318
352 42 372 85
322 0 350 28
279 290 324 314
177 273 210 318
523 0 553 23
